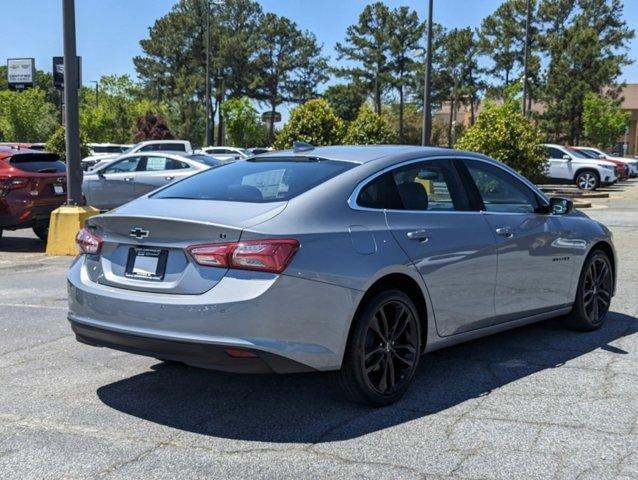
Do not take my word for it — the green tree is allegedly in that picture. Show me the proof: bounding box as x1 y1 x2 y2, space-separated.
387 6 423 142
253 13 328 143
455 99 546 180
323 84 367 122
45 125 90 160
335 2 392 114
539 0 634 143
582 92 630 149
273 99 344 150
222 97 268 147
344 105 396 145
0 88 59 142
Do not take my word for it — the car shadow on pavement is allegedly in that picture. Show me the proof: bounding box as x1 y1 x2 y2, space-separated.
97 311 636 443
0 235 45 253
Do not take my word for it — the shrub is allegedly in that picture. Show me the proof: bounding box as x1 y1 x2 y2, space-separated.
45 125 90 161
273 99 345 150
455 99 546 180
344 105 397 145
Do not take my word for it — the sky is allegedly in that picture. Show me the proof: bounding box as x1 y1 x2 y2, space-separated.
1 0 637 118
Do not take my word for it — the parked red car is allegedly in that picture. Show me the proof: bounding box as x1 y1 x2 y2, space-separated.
0 147 67 241
568 147 629 180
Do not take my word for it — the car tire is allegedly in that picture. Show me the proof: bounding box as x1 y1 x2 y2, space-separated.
338 289 421 406
575 170 600 191
563 250 613 331
32 225 49 242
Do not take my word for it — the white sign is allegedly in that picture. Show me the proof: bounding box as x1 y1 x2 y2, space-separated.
7 58 35 87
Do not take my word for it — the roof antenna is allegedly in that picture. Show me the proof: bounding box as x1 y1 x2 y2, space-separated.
293 141 314 153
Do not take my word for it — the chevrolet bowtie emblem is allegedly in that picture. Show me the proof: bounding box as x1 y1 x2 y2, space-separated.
130 227 150 239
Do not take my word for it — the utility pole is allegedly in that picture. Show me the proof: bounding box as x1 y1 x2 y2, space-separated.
421 0 434 146
62 0 83 206
205 0 212 147
91 80 99 107
522 0 532 117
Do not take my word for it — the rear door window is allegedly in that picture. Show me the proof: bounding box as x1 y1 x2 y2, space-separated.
357 159 469 211
153 158 355 202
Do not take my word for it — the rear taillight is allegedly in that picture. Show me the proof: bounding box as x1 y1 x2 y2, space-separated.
0 176 29 190
76 227 103 255
187 239 299 274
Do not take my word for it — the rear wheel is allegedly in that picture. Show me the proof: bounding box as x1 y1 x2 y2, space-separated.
564 250 613 331
32 225 49 242
338 289 421 406
575 170 600 191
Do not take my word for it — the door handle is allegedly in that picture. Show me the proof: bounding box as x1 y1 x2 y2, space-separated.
407 230 430 242
495 227 515 238
164 176 175 181
124 177 134 182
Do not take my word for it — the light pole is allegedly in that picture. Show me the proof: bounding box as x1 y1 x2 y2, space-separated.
62 0 82 206
522 0 531 117
205 0 225 147
90 80 99 107
421 0 434 146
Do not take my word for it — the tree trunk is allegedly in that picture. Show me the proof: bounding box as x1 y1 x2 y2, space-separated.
398 85 404 143
268 99 276 145
470 97 476 125
448 96 455 148
374 76 381 114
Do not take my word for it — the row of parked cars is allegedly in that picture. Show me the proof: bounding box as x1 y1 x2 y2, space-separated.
0 140 272 241
541 143 638 190
1 139 635 243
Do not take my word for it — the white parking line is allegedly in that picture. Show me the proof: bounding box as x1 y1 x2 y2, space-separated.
0 303 66 311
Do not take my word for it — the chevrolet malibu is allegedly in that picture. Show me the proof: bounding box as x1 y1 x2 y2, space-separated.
68 145 616 405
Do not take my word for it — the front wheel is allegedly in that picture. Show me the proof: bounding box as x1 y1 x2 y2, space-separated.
32 225 49 242
563 250 613 331
338 289 421 406
575 170 600 191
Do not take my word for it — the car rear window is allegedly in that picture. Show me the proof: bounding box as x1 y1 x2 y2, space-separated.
152 158 355 202
8 153 67 173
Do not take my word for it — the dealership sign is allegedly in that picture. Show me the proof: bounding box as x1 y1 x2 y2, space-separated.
261 111 282 124
53 56 82 90
6 58 35 90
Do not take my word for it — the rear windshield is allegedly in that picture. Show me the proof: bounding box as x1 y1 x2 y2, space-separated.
152 158 355 202
93 146 126 154
8 153 67 173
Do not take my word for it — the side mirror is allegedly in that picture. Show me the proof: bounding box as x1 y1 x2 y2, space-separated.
97 169 106 178
549 197 574 215
562 154 572 161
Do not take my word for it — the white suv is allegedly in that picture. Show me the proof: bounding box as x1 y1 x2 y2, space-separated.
540 144 618 190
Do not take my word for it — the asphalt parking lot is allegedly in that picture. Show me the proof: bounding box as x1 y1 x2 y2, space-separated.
0 183 637 480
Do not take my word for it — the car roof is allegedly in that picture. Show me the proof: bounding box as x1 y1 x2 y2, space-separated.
255 145 465 164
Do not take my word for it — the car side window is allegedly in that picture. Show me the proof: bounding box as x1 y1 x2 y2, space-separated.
463 160 539 214
166 159 189 170
103 157 141 174
548 147 565 159
357 159 469 211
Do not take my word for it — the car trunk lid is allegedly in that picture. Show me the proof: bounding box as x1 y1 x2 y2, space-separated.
86 198 286 294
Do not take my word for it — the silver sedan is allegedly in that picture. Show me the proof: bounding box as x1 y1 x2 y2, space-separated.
82 152 225 210
68 145 616 405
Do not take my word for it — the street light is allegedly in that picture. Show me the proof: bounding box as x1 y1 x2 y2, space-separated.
205 0 225 147
421 0 434 146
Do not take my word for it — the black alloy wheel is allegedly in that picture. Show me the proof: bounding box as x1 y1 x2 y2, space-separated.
564 250 613 331
339 289 421 406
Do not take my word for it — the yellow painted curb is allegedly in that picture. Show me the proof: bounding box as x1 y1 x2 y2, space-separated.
45 205 100 256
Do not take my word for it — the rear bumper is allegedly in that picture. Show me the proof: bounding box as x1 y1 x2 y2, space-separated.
67 256 358 372
0 200 62 229
70 321 315 373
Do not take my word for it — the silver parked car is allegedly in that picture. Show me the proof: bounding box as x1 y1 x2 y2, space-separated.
82 152 227 210
68 145 616 405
